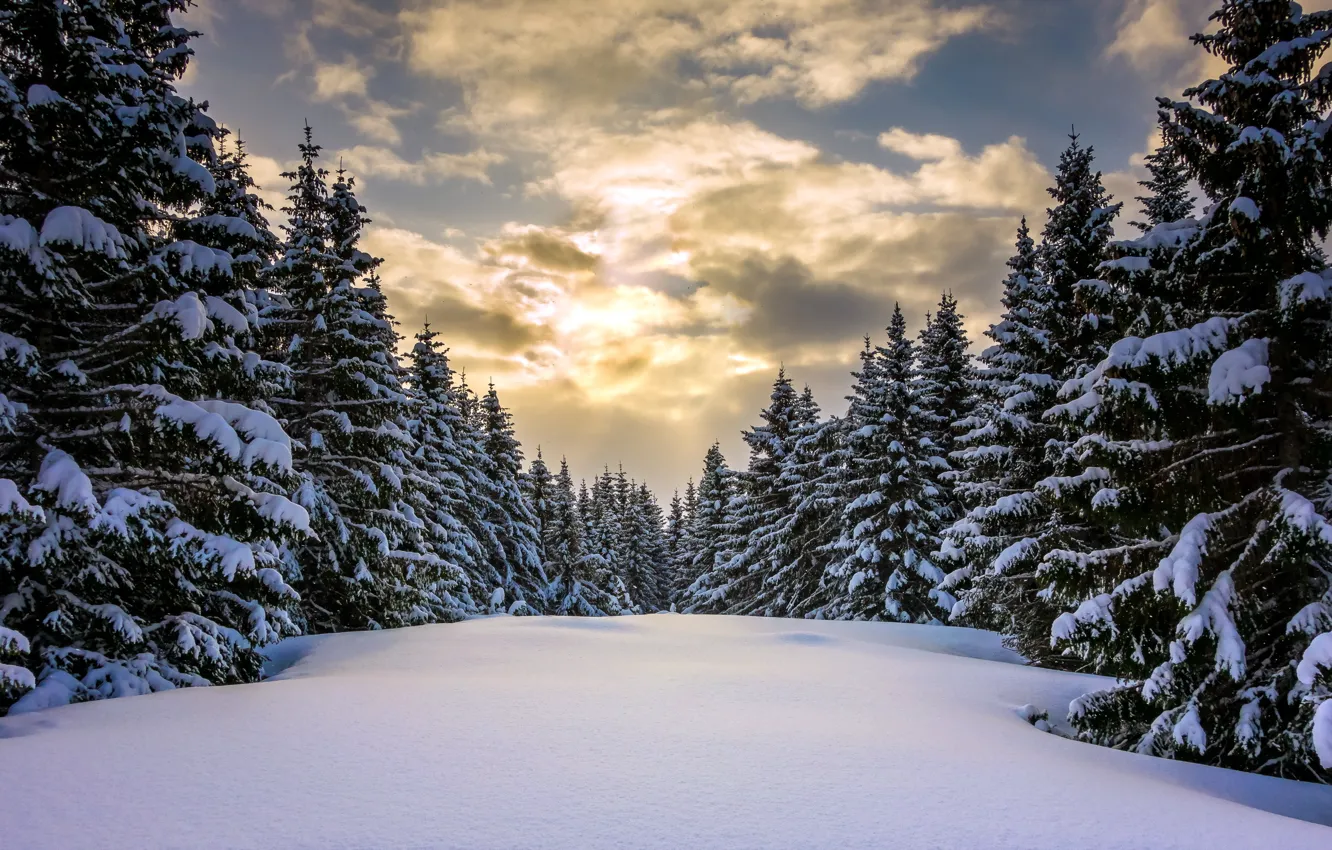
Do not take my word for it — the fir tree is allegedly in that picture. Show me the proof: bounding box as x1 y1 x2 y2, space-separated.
1132 141 1194 233
0 1 304 712
1043 0 1332 780
764 386 842 617
476 384 545 613
524 448 554 568
402 324 483 617
683 443 735 607
543 458 630 615
265 131 428 631
942 135 1120 661
691 370 801 614
824 306 949 622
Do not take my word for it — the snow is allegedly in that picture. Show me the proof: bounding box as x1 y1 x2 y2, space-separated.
33 449 97 513
1 615 1328 850
38 206 125 258
1228 196 1261 221
163 240 233 277
1208 338 1270 405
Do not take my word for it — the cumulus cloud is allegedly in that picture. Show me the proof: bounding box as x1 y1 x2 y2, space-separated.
400 0 995 132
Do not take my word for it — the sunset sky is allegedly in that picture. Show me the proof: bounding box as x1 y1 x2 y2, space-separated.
178 0 1295 496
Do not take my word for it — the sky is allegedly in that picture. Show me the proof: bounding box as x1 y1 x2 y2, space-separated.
176 0 1319 497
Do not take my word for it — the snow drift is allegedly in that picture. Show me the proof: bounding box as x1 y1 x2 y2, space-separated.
1 615 1329 849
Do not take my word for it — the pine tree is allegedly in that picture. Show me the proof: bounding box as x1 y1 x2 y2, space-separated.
1132 141 1194 233
476 384 546 613
623 483 667 611
664 491 688 609
823 306 949 622
0 1 305 712
691 370 801 614
1042 0 1332 780
402 324 483 617
265 132 430 631
942 135 1120 661
543 458 630 615
524 448 554 568
915 292 975 524
683 443 735 607
764 386 842 617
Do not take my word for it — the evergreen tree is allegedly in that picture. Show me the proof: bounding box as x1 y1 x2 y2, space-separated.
683 443 735 607
665 491 688 609
915 292 975 526
623 483 667 611
0 1 304 712
1043 0 1332 780
691 370 800 614
265 131 431 631
764 386 843 617
476 384 545 613
1132 141 1195 233
524 448 554 568
543 458 630 616
823 306 948 622
403 324 484 617
942 135 1120 661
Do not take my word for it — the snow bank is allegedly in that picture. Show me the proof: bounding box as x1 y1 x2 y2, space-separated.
1 615 1329 850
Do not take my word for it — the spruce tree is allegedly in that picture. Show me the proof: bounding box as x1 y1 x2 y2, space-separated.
1132 141 1194 233
0 0 305 712
665 491 688 609
402 324 483 617
476 384 545 613
942 135 1120 660
765 387 842 617
915 292 975 524
824 306 949 622
265 133 429 631
623 483 667 611
524 448 554 568
1043 0 1332 780
683 443 735 607
691 370 800 614
543 458 630 615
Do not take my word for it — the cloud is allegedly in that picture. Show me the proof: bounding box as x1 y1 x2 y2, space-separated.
1107 0 1332 90
338 145 507 184
312 57 372 100
400 0 995 133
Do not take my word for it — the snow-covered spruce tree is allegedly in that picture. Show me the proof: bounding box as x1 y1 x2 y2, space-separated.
0 0 307 713
401 324 483 617
265 133 434 631
1042 0 1332 780
915 292 975 526
823 306 949 622
764 386 843 617
543 458 632 615
523 448 554 568
691 370 801 614
669 479 700 605
664 490 688 609
475 384 546 613
941 135 1120 661
1131 140 1195 234
623 482 667 611
683 443 736 608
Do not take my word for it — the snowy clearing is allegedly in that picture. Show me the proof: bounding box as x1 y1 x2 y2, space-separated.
1 614 1329 850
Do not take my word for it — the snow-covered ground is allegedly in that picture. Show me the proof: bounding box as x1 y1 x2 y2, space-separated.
2 615 1329 849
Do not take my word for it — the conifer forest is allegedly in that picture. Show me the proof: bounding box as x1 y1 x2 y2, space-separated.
2 2 1332 832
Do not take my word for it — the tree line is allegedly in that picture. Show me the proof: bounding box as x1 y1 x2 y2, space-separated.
0 0 666 718
666 1 1332 782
